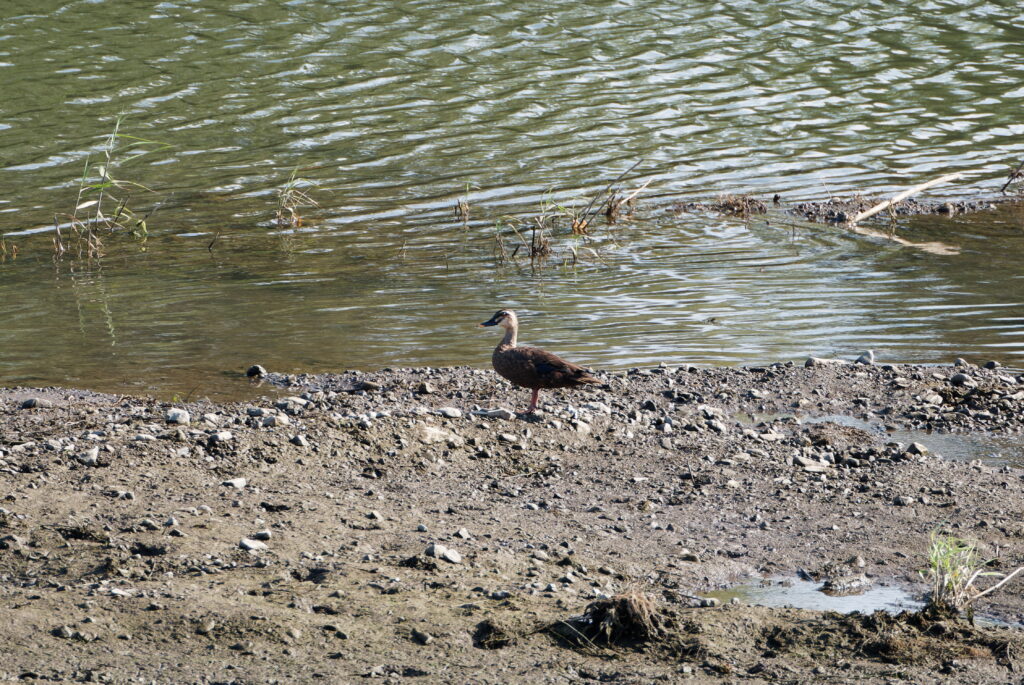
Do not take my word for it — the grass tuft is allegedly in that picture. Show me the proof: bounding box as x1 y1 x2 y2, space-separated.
276 167 321 228
920 530 1024 617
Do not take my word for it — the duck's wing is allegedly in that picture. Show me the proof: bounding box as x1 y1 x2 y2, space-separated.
515 346 599 388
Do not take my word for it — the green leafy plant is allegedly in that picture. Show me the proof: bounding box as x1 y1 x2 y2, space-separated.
920 531 1024 616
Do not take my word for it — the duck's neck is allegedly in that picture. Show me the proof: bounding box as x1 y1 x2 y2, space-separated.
498 325 517 349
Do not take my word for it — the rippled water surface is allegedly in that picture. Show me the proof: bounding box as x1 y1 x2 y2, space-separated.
1 0 1024 399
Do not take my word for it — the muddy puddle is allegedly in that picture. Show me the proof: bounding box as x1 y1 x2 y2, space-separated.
708 577 1021 628
739 411 1024 467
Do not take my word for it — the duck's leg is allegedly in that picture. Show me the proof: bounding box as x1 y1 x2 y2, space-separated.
525 388 540 413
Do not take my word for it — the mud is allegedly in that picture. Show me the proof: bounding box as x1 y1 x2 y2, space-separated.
3 361 1024 682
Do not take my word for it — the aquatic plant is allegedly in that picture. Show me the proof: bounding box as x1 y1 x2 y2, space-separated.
53 115 171 259
454 183 472 228
276 167 321 228
920 531 1024 616
0 239 16 262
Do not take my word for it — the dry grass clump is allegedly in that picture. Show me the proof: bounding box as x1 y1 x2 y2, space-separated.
276 167 320 228
549 590 668 649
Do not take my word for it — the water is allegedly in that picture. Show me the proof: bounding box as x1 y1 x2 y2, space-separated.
2 0 1024 399
707 577 923 615
709 577 1020 627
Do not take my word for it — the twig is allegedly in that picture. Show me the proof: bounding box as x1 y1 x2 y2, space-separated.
619 178 653 206
1000 159 1024 194
575 160 644 231
973 566 1024 601
849 172 965 224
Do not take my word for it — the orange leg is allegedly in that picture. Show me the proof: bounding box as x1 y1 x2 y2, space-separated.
526 388 540 413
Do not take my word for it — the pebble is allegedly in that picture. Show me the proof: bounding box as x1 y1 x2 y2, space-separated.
165 408 190 425
417 382 434 394
222 478 247 489
436 407 463 419
893 496 913 506
855 350 875 365
425 543 462 564
240 538 268 551
262 413 290 427
77 447 100 467
290 434 309 447
949 372 975 387
411 629 433 645
252 530 272 540
209 431 233 443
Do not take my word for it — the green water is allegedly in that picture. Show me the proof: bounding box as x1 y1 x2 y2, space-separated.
1 0 1023 399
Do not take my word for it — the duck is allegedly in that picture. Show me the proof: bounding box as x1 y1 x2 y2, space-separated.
479 309 600 413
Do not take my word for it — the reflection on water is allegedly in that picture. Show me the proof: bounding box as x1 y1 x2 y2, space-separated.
1 0 1024 399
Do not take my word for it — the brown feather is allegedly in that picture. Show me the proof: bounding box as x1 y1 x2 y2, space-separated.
492 344 599 390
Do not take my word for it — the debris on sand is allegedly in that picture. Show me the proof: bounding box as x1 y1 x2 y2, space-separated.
673 194 768 217
549 591 669 648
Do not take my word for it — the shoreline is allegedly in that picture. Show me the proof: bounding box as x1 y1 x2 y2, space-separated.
2 361 1024 682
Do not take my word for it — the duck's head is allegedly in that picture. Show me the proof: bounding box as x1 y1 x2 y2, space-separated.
480 309 518 330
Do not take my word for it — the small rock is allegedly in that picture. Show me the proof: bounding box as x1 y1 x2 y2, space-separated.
252 530 272 541
805 357 850 367
290 434 309 447
209 431 233 443
472 408 516 420
425 543 447 558
455 527 471 539
262 413 290 427
196 620 216 635
165 408 190 425
417 382 434 394
246 364 267 377
240 538 268 551
437 407 463 419
949 372 975 387
907 442 929 455
984 360 1001 370
893 496 913 506
222 478 247 489
21 398 53 409
855 350 875 365
411 629 433 645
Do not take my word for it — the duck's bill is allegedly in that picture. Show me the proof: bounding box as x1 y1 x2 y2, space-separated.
479 318 499 327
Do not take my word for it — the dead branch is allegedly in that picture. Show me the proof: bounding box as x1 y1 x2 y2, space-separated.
849 172 964 225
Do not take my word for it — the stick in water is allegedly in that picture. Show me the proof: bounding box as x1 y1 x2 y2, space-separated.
849 172 964 225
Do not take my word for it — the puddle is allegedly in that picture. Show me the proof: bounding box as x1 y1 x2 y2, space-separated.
708 577 1021 627
707 578 922 615
738 412 1024 467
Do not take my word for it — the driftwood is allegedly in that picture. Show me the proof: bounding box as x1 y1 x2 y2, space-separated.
849 172 964 224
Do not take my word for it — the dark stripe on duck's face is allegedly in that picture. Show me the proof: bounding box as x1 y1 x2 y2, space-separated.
480 310 506 327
